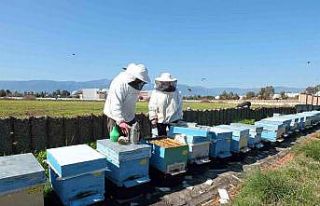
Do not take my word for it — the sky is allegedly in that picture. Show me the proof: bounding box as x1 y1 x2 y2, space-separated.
0 0 319 88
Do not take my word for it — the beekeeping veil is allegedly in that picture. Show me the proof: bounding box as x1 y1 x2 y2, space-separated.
155 73 177 92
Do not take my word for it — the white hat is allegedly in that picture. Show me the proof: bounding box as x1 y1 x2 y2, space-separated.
124 63 151 83
155 73 177 82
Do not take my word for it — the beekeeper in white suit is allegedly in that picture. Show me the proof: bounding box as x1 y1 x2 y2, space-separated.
148 73 183 136
104 63 150 140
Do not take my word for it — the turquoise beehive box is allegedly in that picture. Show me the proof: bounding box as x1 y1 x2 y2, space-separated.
149 138 189 175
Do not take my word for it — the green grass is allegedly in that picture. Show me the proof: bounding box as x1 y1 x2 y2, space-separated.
294 139 320 161
238 119 255 125
0 99 236 117
233 138 320 206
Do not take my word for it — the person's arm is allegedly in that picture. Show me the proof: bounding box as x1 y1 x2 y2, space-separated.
108 83 126 124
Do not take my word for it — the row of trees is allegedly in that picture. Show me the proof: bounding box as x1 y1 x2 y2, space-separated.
219 86 277 100
183 95 216 100
219 91 240 100
243 86 293 100
243 86 276 100
183 86 291 100
0 89 71 98
305 85 320 94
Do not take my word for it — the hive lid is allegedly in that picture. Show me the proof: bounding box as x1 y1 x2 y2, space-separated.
256 119 286 127
210 127 233 136
215 125 249 137
47 144 107 178
169 126 209 137
97 139 151 153
0 153 46 194
96 139 151 162
230 123 263 133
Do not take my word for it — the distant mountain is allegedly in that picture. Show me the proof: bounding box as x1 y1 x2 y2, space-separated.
0 79 111 93
0 79 303 96
174 85 303 96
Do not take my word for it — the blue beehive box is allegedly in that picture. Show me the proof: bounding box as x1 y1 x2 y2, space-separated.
302 111 320 125
230 123 264 148
207 127 233 158
96 139 151 188
168 126 211 164
273 115 301 132
0 153 46 206
173 134 211 165
296 111 319 128
215 125 250 153
288 114 305 130
168 126 210 144
296 112 314 128
47 145 107 206
255 120 286 142
258 117 291 134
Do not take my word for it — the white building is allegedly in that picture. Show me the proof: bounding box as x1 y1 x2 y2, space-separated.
272 94 281 100
285 92 299 98
138 90 151 101
81 88 99 100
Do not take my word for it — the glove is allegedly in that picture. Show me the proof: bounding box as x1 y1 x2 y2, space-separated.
119 122 130 136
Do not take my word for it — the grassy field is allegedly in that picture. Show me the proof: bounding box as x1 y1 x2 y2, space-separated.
0 99 236 117
233 135 320 206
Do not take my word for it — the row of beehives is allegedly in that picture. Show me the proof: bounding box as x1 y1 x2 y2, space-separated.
169 110 320 163
0 139 187 206
1 110 319 206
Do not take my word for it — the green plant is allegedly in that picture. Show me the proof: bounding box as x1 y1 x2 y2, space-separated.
34 150 48 176
88 141 97 149
238 119 255 125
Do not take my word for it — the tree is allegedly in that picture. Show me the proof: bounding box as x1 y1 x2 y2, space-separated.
245 91 256 99
61 90 71 98
305 85 320 94
219 91 229 100
13 91 23 97
280 91 288 100
0 89 6 97
305 86 317 94
5 89 12 96
219 91 240 100
258 86 274 100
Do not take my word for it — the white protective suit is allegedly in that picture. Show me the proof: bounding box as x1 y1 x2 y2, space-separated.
148 89 183 124
103 71 140 124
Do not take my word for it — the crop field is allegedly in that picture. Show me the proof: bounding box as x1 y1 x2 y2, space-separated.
0 99 237 117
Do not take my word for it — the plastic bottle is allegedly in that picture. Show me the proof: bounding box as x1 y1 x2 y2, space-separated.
110 126 120 142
